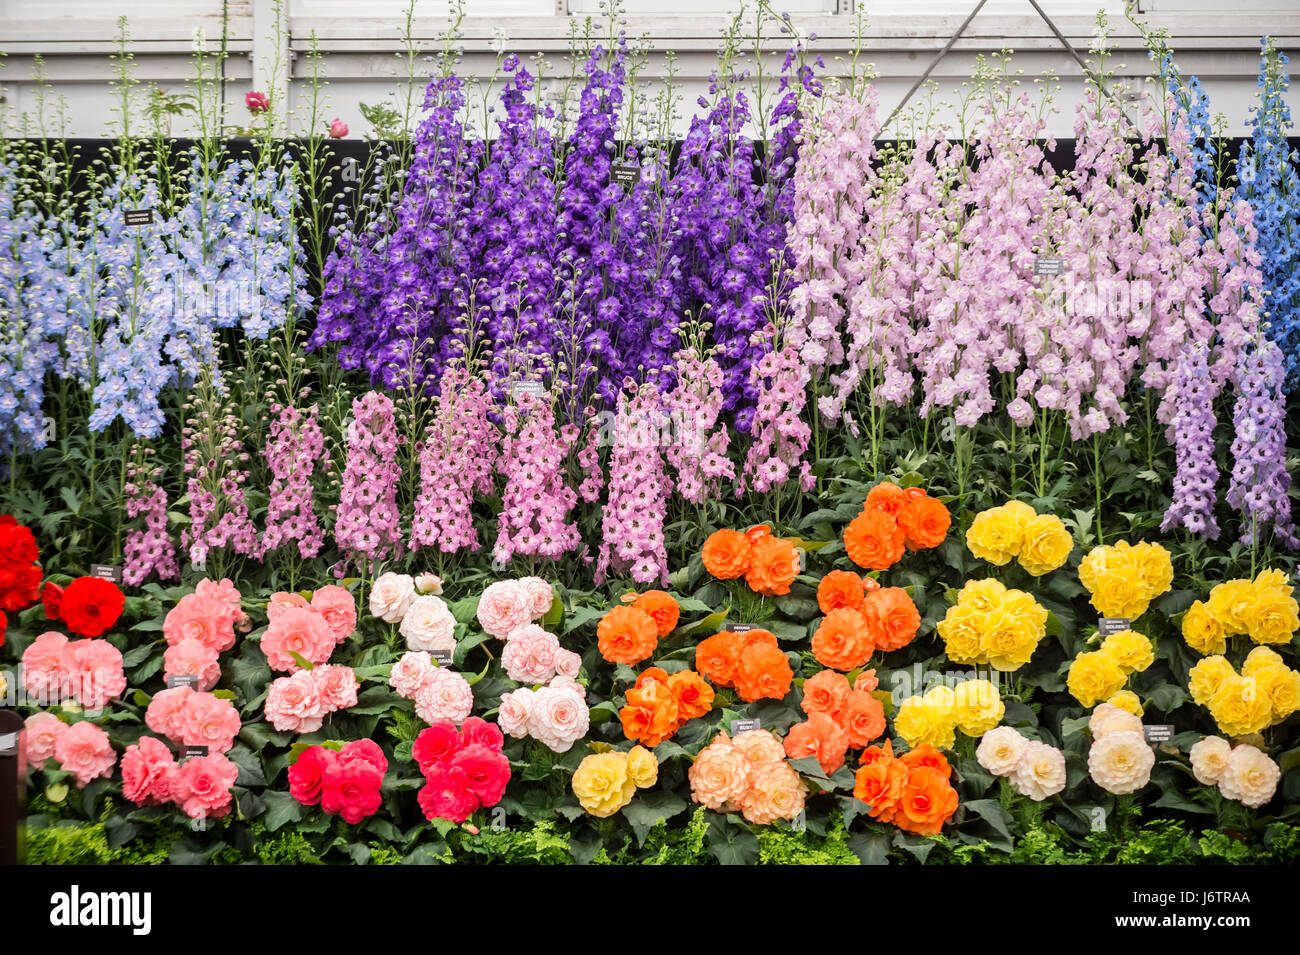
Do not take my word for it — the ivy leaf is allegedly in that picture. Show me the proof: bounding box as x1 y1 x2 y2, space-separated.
847 829 891 865
261 790 304 831
962 798 1015 851
891 830 937 863
706 815 758 865
622 790 689 846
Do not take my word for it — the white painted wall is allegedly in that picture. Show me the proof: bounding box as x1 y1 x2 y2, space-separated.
1 0 1297 138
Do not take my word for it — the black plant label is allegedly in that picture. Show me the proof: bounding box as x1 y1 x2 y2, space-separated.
1143 724 1174 743
90 563 123 584
1098 617 1131 637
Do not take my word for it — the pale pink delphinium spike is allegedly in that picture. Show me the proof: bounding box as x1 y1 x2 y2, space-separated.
576 405 605 505
786 83 881 387
334 391 404 576
261 400 328 560
741 324 814 495
661 343 733 505
838 132 947 427
926 83 1056 429
410 366 499 555
123 451 179 586
494 389 582 565
595 381 673 586
1042 79 1141 440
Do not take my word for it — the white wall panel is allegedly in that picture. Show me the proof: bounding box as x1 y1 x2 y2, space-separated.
290 0 554 16
1 3 1297 138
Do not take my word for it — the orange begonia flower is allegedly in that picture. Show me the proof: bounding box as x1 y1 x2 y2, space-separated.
597 605 659 665
816 569 866 614
702 529 752 580
844 508 906 571
633 590 680 637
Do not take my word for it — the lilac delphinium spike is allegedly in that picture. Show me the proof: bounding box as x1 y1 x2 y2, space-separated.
1159 344 1220 539
1228 340 1299 550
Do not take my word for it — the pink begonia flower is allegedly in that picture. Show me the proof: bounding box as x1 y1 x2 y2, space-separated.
500 624 560 685
476 580 535 638
265 670 326 734
413 668 474 725
22 712 67 772
311 584 357 643
176 692 241 754
172 753 239 820
121 735 178 806
53 721 116 788
145 686 193 739
312 664 358 712
262 605 334 672
22 631 70 703
163 637 222 692
163 592 236 652
389 651 435 699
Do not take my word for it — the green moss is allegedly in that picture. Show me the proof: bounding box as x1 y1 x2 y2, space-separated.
367 842 403 865
638 807 711 865
21 810 1300 865
255 830 324 865
757 817 859 865
453 820 572 864
26 820 116 865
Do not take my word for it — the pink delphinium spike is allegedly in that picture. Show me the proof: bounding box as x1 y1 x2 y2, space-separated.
334 391 404 575
595 381 672 586
494 389 582 565
123 453 179 586
661 345 733 505
741 326 814 495
411 367 499 554
261 401 328 560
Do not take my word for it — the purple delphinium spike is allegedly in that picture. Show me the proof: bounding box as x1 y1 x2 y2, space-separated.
1159 343 1220 539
